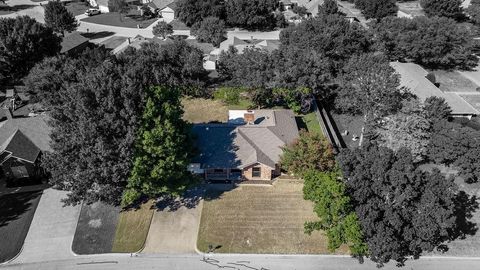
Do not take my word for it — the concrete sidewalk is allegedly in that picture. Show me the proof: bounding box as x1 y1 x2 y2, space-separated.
12 189 80 264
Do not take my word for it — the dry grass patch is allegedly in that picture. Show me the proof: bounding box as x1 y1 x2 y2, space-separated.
182 98 228 123
431 70 479 93
111 200 154 253
197 181 349 254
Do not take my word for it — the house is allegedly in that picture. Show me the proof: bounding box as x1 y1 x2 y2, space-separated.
60 32 91 55
218 36 281 55
146 0 177 21
391 62 480 118
0 102 51 180
89 0 137 13
190 110 299 181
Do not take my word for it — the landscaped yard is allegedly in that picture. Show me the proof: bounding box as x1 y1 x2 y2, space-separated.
0 191 42 263
431 70 479 93
169 19 190 30
112 200 155 253
197 181 349 254
81 10 158 29
72 202 120 254
182 97 228 123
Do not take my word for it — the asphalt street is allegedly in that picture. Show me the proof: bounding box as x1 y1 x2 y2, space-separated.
2 254 480 270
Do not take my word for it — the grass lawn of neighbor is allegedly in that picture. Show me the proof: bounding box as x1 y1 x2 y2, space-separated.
65 0 89 17
431 70 479 93
81 11 158 29
460 94 480 112
197 181 349 254
112 200 155 253
72 202 120 254
0 191 42 263
182 97 228 123
330 113 364 149
0 3 36 15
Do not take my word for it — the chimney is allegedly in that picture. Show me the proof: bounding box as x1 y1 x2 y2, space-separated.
4 107 12 120
128 37 131 44
244 111 254 125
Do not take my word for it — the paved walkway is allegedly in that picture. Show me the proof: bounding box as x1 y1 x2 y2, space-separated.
12 188 80 264
142 187 204 254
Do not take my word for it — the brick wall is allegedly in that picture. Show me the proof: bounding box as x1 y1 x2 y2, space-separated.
242 163 274 180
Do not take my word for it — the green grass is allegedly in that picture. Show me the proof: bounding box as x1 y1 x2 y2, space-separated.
301 112 321 134
111 200 154 253
197 182 349 254
227 98 254 110
65 1 89 16
431 70 479 93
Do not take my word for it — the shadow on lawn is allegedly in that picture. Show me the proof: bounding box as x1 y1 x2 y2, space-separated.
156 186 205 212
81 31 115 39
0 4 36 12
0 191 42 228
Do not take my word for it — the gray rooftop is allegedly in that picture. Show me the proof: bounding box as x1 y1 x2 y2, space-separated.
192 110 299 169
391 62 480 115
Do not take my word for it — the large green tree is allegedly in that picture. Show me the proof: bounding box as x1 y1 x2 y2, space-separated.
428 120 480 183
303 169 367 257
225 0 279 30
176 0 225 26
44 0 78 35
191 16 226 47
281 131 336 177
466 0 480 25
338 144 458 266
420 0 463 20
152 21 173 39
372 16 477 69
336 54 403 118
26 40 207 206
355 0 398 20
0 16 61 83
122 86 194 206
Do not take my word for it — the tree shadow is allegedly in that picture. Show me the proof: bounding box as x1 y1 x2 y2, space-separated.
450 191 479 240
0 191 41 228
0 5 36 12
81 31 115 39
155 186 206 212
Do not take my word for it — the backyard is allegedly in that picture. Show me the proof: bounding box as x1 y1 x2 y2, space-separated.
431 70 479 93
296 112 321 134
0 191 42 263
81 10 158 29
197 181 349 254
182 98 228 123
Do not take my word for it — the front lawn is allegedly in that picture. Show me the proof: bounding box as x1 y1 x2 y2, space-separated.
81 11 158 29
0 4 36 15
0 191 42 263
197 182 349 254
460 94 480 112
72 202 120 254
111 200 155 253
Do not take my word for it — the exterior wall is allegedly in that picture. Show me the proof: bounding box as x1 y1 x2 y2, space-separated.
160 7 175 21
1 157 36 180
98 5 110 13
242 163 274 181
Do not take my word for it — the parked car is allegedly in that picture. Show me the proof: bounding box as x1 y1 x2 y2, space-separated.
85 8 101 16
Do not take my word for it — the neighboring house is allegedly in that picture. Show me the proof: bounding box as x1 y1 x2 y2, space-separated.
99 35 130 53
218 36 281 54
0 92 50 180
60 32 91 55
146 0 177 20
89 0 137 13
190 110 299 181
391 62 480 118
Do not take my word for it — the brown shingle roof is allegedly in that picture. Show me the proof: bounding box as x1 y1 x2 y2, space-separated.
3 130 41 163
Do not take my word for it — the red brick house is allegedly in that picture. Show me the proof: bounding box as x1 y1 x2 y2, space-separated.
190 110 299 181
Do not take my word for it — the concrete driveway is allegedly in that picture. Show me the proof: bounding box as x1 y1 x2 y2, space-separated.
12 188 80 264
141 187 204 254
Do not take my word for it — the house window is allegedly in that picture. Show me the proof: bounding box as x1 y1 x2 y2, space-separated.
252 167 261 178
214 169 225 173
11 166 29 178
